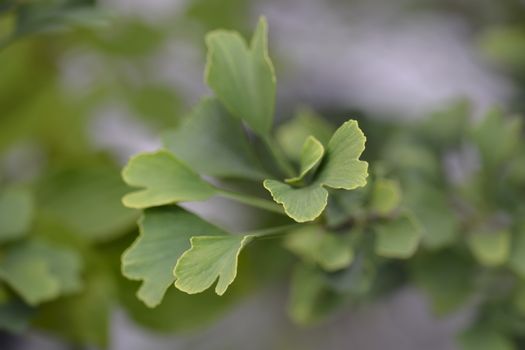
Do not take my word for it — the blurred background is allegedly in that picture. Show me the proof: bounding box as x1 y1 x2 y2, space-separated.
1 0 525 349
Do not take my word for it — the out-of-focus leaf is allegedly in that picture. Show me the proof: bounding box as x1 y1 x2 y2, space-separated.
369 178 401 216
276 107 334 161
0 298 35 333
264 120 368 222
34 270 113 348
418 100 470 146
509 224 525 278
205 17 275 136
287 263 344 325
0 240 83 305
185 0 248 30
467 230 510 267
411 250 474 315
469 109 522 168
127 84 181 127
374 213 421 258
122 206 227 307
325 189 367 228
38 164 138 242
0 187 34 243
122 151 216 209
174 235 254 295
458 326 515 350
404 184 459 249
480 26 525 74
285 226 353 272
12 3 110 39
163 98 266 180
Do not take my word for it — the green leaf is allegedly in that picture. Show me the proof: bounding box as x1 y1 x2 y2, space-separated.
0 187 34 243
263 181 328 223
285 226 353 271
509 224 525 277
458 326 515 350
162 97 266 180
122 150 216 209
369 178 402 215
374 213 421 258
122 206 227 307
0 298 35 333
0 240 83 305
34 271 113 348
467 230 510 267
285 136 325 185
470 109 522 168
38 164 138 242
264 120 368 222
174 235 254 295
404 184 459 249
276 107 334 161
205 17 276 135
287 263 344 325
411 250 474 315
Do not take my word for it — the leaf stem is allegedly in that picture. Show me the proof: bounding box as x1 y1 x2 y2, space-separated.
263 135 295 178
245 223 302 239
217 189 285 215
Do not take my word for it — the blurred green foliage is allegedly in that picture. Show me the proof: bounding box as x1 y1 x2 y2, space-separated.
1 1 525 350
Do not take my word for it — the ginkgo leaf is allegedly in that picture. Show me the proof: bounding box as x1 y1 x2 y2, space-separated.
467 230 510 267
285 136 325 185
122 150 216 209
288 263 344 325
404 184 459 249
174 235 254 295
285 226 353 271
374 213 422 258
163 97 267 180
122 206 227 307
0 240 83 305
205 17 276 136
277 107 334 161
264 120 368 222
264 181 328 223
369 178 402 215
0 187 34 243
318 120 368 190
38 164 138 242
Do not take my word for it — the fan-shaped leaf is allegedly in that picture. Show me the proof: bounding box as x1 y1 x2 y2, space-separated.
205 17 275 135
0 241 82 305
265 120 368 222
122 206 227 307
174 235 254 295
374 213 421 258
122 151 216 209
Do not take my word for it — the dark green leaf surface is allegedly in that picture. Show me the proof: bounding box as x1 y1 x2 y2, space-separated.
163 97 266 180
